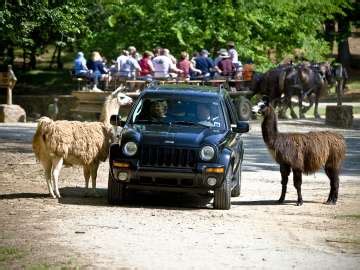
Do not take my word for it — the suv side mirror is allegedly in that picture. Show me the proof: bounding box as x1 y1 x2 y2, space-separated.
232 121 249 133
110 115 126 127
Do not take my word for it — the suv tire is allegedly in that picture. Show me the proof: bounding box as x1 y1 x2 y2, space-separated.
214 165 232 210
231 163 241 197
107 172 125 205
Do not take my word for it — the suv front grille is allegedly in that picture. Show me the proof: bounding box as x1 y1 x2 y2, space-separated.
140 145 197 168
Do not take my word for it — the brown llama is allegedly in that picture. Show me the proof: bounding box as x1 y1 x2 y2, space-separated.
252 97 346 205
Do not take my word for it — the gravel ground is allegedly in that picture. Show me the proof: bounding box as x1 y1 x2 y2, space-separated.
0 118 359 269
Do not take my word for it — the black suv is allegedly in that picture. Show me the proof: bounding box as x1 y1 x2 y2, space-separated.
108 85 249 209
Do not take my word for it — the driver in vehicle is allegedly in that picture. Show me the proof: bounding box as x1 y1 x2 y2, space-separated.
196 103 216 127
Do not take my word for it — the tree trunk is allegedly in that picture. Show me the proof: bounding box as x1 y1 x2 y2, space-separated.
22 48 27 70
337 18 351 69
29 47 37 69
324 19 335 54
56 46 63 70
49 45 58 69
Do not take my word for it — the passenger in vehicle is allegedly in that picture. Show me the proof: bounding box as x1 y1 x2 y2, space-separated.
149 100 168 121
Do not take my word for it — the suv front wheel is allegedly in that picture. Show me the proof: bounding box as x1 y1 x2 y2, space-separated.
231 163 241 197
108 172 125 205
214 164 232 210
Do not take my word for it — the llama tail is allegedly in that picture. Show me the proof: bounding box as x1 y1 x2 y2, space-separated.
32 117 53 161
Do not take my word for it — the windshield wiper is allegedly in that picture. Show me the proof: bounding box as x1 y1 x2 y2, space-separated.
134 119 169 125
171 121 210 128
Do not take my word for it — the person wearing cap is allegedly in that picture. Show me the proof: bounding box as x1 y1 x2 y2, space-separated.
215 51 236 78
214 48 227 66
194 49 214 79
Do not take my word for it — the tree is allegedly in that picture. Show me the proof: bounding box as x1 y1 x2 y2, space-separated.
0 0 90 69
83 0 349 70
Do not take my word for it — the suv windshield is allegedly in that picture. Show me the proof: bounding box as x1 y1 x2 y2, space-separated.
129 94 225 129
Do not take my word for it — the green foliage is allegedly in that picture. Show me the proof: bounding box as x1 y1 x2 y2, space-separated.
0 0 353 69
80 0 350 69
0 0 90 62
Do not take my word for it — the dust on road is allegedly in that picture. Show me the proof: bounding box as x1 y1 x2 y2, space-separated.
0 120 359 269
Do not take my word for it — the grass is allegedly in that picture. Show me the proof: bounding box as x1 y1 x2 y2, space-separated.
0 247 23 262
337 214 360 220
27 258 80 270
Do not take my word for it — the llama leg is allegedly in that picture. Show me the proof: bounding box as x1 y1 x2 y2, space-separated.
278 164 291 203
83 166 90 189
43 160 56 198
325 167 339 205
51 157 63 198
90 162 100 197
293 169 303 206
83 166 91 197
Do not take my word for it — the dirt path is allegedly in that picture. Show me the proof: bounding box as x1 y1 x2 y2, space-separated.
0 120 359 269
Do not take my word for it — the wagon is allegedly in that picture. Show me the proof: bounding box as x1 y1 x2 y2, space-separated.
71 77 254 121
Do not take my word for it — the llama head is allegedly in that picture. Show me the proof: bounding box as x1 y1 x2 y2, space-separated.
111 86 133 107
116 92 133 107
252 96 270 115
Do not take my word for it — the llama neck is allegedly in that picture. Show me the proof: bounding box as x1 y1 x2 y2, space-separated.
261 106 278 148
100 97 119 125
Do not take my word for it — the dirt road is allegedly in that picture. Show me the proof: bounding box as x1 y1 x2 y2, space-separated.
0 120 359 269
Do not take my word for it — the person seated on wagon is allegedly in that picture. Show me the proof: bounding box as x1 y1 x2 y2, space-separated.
193 49 214 80
242 59 255 81
73 52 90 78
117 50 141 79
214 51 236 78
152 48 183 79
138 51 154 81
177 52 201 81
87 51 109 91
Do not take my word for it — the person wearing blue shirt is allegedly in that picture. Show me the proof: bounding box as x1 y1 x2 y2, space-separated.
194 49 214 80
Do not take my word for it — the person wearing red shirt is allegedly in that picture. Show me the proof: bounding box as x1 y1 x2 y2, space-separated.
177 52 201 80
139 51 154 79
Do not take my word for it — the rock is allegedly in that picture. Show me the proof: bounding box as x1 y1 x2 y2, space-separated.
0 104 26 122
325 105 353 128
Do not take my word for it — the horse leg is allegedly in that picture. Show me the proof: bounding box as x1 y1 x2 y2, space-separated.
293 169 303 206
278 164 291 203
299 93 306 119
314 90 321 119
325 166 339 205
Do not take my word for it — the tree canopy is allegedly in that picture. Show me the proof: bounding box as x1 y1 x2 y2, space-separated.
0 0 354 70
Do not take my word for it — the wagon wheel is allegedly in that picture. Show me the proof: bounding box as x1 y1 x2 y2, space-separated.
234 96 252 121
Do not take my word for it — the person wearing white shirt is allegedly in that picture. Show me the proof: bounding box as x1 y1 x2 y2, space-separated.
152 49 182 78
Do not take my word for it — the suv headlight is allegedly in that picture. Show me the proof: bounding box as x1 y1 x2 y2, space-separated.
200 146 215 161
123 142 138 156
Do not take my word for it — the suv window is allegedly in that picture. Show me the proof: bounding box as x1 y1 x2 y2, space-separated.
224 95 237 125
129 94 226 129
